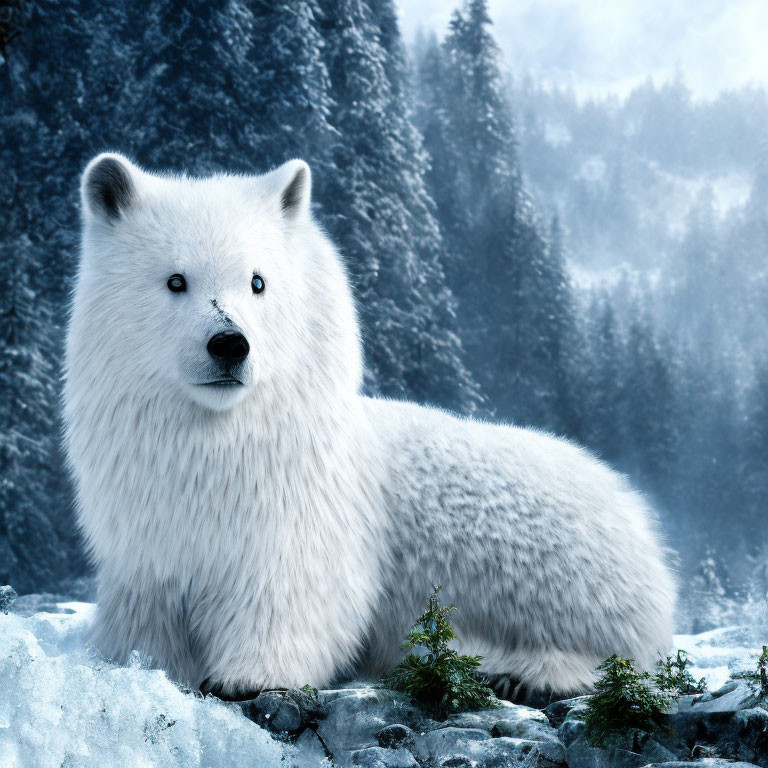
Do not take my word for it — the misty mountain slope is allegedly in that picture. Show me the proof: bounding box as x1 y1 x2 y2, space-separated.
513 75 768 373
514 77 768 272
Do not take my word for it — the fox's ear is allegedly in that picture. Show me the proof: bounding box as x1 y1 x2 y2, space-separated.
263 159 312 222
81 153 139 223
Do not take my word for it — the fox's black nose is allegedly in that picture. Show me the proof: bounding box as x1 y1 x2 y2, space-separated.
207 331 249 364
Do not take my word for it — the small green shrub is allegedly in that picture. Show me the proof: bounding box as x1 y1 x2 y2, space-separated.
655 650 707 695
584 654 671 748
385 586 499 720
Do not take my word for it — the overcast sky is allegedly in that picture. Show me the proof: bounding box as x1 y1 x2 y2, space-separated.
397 0 768 100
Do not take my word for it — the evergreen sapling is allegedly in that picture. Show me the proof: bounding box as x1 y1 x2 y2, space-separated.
584 654 671 748
385 587 499 719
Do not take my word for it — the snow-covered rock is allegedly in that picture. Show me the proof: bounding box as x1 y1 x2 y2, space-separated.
0 603 311 768
311 685 437 762
664 682 768 766
303 687 565 767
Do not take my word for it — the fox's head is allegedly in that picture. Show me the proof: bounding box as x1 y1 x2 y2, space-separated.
68 153 361 413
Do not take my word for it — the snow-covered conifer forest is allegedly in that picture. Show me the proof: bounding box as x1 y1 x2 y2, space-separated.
2 0 768 627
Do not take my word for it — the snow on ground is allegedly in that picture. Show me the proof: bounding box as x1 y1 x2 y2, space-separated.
0 601 322 768
2 597 765 768
674 624 767 692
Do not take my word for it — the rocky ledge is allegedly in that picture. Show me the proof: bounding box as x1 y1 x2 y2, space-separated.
237 679 768 768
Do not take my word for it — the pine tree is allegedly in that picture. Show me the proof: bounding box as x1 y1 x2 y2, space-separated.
742 357 768 538
0 0 100 592
670 343 745 571
116 0 261 172
0 263 79 591
318 0 481 412
246 1 337 179
621 315 677 494
578 296 625 461
415 0 576 429
663 188 722 350
413 32 461 241
534 215 579 433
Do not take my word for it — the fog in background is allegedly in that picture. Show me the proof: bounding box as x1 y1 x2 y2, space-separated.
399 0 768 98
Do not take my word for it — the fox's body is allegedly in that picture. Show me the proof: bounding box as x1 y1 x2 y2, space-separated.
64 153 675 699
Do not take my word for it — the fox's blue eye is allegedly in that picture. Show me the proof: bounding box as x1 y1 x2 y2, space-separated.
251 274 265 294
167 274 186 292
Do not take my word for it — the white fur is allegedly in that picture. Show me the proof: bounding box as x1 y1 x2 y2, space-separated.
63 153 675 698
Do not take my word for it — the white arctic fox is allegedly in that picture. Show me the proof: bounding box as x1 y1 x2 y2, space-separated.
64 153 675 701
